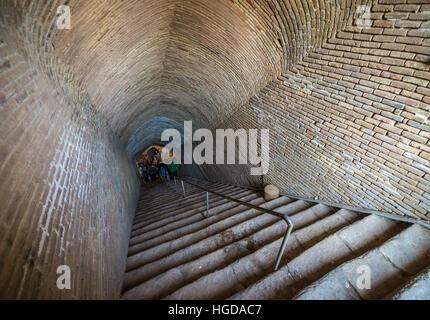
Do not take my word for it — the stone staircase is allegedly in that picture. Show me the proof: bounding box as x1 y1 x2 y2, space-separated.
121 180 430 300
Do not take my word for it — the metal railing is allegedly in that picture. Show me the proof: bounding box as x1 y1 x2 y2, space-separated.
170 177 294 272
195 177 430 230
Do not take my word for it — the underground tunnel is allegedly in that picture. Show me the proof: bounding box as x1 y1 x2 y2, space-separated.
0 0 430 300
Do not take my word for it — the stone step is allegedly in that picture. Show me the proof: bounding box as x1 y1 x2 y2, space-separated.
123 180 427 300
127 196 275 269
135 182 227 207
132 187 250 231
389 265 430 300
128 193 261 256
162 207 360 300
121 197 301 295
228 214 408 300
125 196 292 273
133 185 245 224
134 184 238 219
137 192 182 206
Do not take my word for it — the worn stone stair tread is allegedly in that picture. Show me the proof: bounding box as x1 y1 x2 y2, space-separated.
164 208 362 300
133 186 249 224
292 224 430 300
228 213 408 300
135 183 236 213
126 195 277 271
131 188 253 234
294 268 362 300
123 196 294 282
132 194 254 239
122 181 427 300
133 185 239 221
140 181 235 202
129 190 259 245
127 193 261 256
389 265 430 300
161 204 344 300
122 199 313 298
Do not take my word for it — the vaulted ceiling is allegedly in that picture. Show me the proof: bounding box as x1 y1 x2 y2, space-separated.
2 0 366 156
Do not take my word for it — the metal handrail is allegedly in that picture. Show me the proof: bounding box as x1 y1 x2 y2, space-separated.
175 178 294 272
191 176 430 230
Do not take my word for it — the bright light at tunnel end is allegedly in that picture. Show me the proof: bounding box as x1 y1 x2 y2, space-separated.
160 121 270 176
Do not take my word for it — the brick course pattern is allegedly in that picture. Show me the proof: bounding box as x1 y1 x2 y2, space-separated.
201 0 430 222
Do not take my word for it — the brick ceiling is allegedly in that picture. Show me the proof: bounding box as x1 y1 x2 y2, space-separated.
4 0 368 157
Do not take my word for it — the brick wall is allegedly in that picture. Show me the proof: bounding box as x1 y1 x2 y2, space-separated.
200 0 430 222
0 21 139 300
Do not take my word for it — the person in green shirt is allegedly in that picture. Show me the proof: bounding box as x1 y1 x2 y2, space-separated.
168 161 180 179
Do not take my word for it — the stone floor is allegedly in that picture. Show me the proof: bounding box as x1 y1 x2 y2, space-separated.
121 179 430 300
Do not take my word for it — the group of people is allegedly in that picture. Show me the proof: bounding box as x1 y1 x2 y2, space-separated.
137 149 180 184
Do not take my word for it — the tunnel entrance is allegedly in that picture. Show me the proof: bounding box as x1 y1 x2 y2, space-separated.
136 145 164 164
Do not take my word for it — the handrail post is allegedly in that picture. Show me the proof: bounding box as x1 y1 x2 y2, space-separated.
181 180 186 198
206 191 209 217
274 216 294 271
182 178 294 272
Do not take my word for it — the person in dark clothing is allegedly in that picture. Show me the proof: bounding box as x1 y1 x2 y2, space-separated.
148 162 158 182
141 164 148 184
155 150 161 163
143 154 149 168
